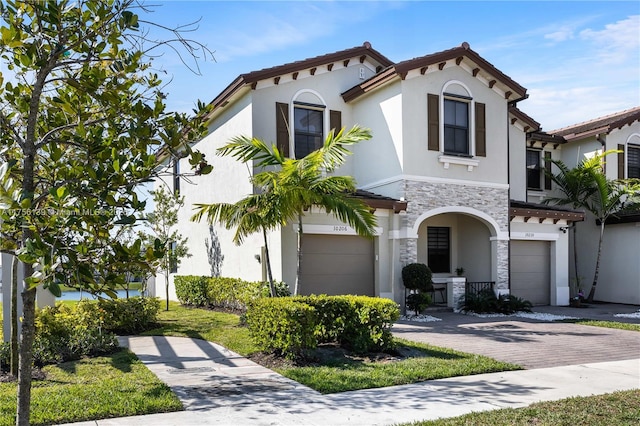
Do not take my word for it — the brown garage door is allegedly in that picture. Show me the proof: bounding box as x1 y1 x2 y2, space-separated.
511 240 550 305
299 234 374 296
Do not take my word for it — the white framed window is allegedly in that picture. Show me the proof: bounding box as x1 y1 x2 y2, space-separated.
443 97 470 156
293 102 325 158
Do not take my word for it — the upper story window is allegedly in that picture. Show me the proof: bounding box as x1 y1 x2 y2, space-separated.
628 145 640 178
428 83 486 171
294 103 324 158
443 98 470 156
526 149 542 190
276 90 342 160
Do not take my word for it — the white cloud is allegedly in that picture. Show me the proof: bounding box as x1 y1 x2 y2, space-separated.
544 27 575 42
579 15 640 65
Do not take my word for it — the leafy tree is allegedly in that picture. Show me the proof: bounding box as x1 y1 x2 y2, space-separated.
546 150 640 302
204 126 377 295
0 1 212 423
142 186 191 310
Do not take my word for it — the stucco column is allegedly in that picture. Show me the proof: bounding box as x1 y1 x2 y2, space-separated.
551 236 570 306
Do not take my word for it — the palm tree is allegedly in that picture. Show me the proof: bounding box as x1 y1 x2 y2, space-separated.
202 125 377 295
581 155 640 302
546 150 640 302
192 191 287 296
544 156 596 292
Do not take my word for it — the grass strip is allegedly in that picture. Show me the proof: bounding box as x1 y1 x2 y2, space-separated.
277 338 521 394
560 319 640 332
0 349 182 426
400 389 640 425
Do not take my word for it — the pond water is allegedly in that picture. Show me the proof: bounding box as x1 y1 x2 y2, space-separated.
0 289 142 301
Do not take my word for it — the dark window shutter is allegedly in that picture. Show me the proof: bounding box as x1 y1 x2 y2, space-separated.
428 94 439 151
475 102 486 157
330 110 342 136
544 151 552 190
276 102 289 157
618 144 625 179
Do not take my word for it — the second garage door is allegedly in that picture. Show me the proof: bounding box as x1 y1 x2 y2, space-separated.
511 240 550 305
299 234 374 296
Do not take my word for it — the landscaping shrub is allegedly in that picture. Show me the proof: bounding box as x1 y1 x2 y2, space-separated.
0 297 161 369
462 288 533 314
174 275 209 306
175 275 291 311
262 281 291 298
245 297 318 358
246 295 400 358
401 263 433 292
405 292 432 315
338 296 399 353
92 297 161 334
33 303 119 365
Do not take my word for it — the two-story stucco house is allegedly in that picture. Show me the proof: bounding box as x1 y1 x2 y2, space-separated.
156 42 586 307
529 107 640 305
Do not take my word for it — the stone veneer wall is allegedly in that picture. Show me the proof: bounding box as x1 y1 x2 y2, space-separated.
400 180 510 291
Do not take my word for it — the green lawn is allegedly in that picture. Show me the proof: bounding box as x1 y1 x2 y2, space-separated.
400 389 640 426
145 303 521 394
0 349 182 426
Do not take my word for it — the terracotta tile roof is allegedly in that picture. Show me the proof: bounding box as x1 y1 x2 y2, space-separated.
204 42 393 116
550 106 640 140
342 42 527 103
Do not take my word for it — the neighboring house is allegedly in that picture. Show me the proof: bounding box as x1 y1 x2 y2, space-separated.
537 107 640 305
155 42 586 307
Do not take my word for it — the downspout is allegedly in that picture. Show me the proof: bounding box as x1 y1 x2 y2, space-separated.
506 102 513 294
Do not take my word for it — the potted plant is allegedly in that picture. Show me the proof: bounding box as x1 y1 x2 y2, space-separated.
455 267 465 277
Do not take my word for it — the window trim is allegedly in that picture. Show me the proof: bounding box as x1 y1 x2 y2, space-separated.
440 82 476 157
290 90 328 159
526 148 543 190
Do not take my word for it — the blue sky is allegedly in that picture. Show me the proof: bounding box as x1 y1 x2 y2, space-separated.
144 0 639 131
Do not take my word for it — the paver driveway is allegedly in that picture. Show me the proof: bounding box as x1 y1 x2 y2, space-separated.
392 310 640 369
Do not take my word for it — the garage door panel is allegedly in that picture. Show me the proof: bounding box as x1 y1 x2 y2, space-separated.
300 234 374 297
511 256 547 273
301 254 371 275
511 241 550 305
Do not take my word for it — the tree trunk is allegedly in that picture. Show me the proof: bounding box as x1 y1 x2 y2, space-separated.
10 254 19 377
586 221 606 303
262 228 275 297
165 266 170 311
293 212 303 296
572 225 581 291
16 264 36 426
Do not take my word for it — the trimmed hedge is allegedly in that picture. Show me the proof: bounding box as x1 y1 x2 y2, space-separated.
245 295 400 358
174 275 290 311
244 298 318 358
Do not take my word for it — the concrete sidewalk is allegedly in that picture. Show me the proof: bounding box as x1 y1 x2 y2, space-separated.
63 335 640 426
